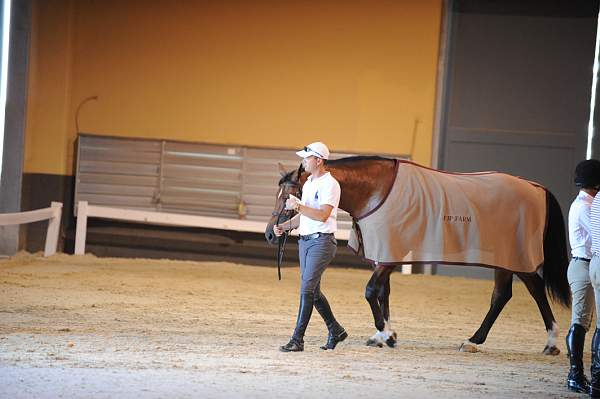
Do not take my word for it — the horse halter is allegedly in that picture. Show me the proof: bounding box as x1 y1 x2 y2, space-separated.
274 181 302 280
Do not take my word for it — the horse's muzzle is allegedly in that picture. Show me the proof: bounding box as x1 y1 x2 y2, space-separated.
265 229 276 244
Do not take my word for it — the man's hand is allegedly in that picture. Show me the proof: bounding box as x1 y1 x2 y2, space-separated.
285 194 301 211
273 224 284 237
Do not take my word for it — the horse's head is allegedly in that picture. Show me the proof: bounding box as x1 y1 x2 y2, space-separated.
264 162 304 245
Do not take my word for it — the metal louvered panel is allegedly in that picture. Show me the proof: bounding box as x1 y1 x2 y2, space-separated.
240 147 300 222
76 193 155 208
78 183 157 197
79 147 160 164
75 134 404 233
160 141 242 217
158 206 240 219
79 135 162 152
77 173 158 187
75 135 162 215
79 160 159 176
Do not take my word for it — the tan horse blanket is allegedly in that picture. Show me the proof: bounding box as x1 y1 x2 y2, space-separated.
348 161 548 273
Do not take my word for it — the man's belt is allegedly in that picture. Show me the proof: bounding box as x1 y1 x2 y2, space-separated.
299 232 334 241
573 256 591 262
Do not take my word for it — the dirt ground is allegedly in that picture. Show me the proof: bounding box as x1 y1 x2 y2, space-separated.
0 252 587 398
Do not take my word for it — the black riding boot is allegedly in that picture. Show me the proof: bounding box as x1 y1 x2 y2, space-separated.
566 324 589 393
314 293 347 350
280 293 314 352
591 328 600 397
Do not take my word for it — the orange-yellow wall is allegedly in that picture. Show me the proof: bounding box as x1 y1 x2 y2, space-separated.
25 0 442 175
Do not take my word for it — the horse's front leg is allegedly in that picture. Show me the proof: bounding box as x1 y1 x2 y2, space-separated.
460 269 513 353
365 264 396 347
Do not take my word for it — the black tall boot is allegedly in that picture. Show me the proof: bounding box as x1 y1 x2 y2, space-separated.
591 328 600 397
566 324 589 393
280 293 314 352
314 293 347 350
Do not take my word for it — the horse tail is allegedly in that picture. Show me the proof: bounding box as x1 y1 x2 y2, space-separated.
542 189 571 307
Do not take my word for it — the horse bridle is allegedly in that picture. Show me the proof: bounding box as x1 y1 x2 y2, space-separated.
273 181 302 280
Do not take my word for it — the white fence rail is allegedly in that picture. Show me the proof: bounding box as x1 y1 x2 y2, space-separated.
74 201 350 255
0 202 63 256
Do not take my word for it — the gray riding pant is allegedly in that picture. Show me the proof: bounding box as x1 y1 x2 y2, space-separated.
299 234 337 296
568 257 594 330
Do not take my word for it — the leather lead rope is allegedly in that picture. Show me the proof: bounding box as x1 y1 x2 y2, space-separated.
274 179 302 280
276 205 289 281
277 231 286 280
276 196 297 280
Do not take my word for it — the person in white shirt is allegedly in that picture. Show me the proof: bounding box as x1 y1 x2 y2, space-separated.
573 159 600 395
273 141 347 352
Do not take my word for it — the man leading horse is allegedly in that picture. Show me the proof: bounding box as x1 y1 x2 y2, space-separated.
274 141 348 352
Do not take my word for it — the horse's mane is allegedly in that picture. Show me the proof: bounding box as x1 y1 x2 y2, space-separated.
279 156 394 184
278 164 305 185
278 171 295 185
327 155 394 165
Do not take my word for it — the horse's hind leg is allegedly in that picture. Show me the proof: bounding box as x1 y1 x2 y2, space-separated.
378 271 398 347
517 272 560 355
460 269 513 353
365 264 396 347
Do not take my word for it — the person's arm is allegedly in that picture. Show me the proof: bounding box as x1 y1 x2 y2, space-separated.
274 202 333 235
295 203 333 222
581 202 592 248
284 179 339 222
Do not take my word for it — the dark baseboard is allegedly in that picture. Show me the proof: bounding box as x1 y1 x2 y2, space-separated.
21 173 75 253
62 220 374 269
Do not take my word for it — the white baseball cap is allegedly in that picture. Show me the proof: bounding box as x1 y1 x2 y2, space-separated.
296 142 330 159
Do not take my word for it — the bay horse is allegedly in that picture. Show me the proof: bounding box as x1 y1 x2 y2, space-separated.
264 156 570 354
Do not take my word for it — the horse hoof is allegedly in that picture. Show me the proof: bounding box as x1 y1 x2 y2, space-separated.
366 339 383 348
459 342 478 353
385 332 397 348
542 345 560 356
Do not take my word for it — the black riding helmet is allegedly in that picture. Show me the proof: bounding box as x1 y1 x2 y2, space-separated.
575 159 600 188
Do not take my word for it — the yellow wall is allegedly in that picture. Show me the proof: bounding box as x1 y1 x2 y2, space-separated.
25 0 442 175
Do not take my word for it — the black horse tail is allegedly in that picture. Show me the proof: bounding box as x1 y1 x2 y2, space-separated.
542 189 571 307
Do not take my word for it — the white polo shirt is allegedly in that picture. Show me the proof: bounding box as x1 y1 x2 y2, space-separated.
298 171 341 236
569 190 593 258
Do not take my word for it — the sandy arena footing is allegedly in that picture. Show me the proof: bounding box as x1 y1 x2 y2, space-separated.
0 253 582 398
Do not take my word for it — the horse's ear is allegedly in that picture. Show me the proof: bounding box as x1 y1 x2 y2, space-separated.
278 162 287 177
294 164 304 181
